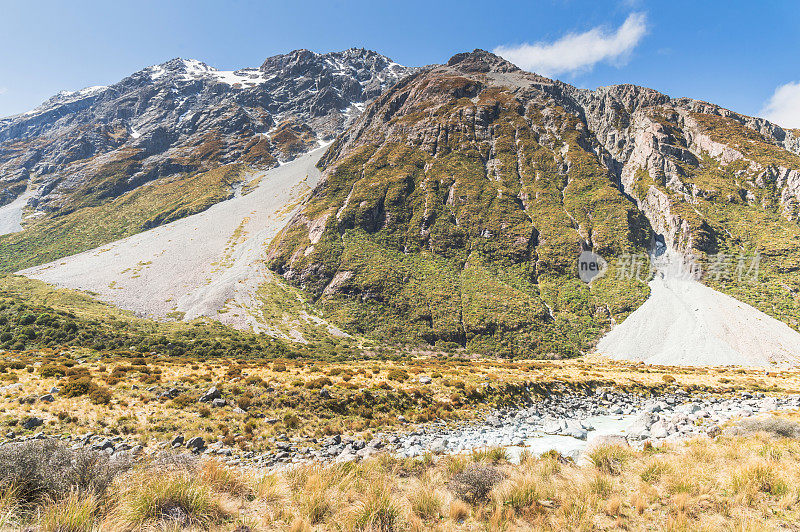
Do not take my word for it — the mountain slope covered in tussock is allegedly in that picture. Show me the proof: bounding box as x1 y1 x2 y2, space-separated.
268 49 800 358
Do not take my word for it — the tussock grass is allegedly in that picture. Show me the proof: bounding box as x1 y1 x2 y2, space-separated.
343 478 401 532
0 486 18 529
38 492 98 532
8 421 800 529
198 459 252 497
407 476 444 520
587 444 632 475
106 469 227 529
471 446 509 463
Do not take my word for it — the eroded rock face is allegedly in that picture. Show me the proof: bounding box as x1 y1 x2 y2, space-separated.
0 49 413 218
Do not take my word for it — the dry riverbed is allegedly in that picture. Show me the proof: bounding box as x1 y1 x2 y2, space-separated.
2 349 800 464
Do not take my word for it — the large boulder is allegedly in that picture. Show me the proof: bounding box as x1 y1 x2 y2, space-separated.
22 417 43 430
186 436 205 452
198 387 221 403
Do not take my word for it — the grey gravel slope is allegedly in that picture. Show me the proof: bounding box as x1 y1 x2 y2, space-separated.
595 254 800 368
19 147 339 339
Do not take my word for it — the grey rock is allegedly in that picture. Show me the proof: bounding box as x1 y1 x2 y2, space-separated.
649 420 669 439
564 427 588 440
22 417 43 430
199 387 221 403
186 436 205 451
541 419 561 434
429 438 447 453
587 434 629 451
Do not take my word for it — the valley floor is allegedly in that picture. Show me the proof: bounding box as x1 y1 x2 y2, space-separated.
1 349 799 462
1 349 800 529
2 391 800 530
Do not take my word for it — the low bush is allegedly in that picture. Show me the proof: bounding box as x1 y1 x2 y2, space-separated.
0 440 130 505
305 376 333 389
61 376 94 398
449 464 502 504
735 416 800 438
386 369 409 382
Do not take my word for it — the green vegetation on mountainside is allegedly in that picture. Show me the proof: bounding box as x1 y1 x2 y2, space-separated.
0 274 302 358
0 164 245 273
631 109 800 330
269 80 652 358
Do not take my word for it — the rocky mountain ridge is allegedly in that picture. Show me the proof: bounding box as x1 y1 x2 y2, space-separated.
0 48 412 215
268 49 800 356
0 49 414 273
5 47 800 359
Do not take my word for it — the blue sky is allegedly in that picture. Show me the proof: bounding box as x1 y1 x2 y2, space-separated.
2 0 799 126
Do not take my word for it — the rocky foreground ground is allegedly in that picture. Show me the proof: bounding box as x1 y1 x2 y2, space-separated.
3 398 800 531
8 386 798 471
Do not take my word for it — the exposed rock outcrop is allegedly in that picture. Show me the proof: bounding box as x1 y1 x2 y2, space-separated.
0 49 414 222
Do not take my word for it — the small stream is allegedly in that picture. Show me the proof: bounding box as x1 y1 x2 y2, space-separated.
386 391 800 464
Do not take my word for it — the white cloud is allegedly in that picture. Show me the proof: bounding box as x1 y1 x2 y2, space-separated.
493 13 647 77
0 87 7 96
760 81 800 129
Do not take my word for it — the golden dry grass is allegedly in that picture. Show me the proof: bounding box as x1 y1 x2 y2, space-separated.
2 426 800 530
1 349 799 456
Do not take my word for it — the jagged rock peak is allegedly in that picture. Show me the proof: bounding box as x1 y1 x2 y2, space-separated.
446 49 520 74
260 47 400 74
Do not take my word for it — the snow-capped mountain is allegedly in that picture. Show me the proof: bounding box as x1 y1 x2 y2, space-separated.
0 48 413 215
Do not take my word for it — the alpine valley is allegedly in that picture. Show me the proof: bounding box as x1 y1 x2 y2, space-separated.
2 48 800 364
7 41 800 532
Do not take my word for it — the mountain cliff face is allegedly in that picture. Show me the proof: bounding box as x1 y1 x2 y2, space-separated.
268 50 800 356
0 48 412 271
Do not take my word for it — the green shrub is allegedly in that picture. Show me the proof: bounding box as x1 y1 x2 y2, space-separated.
387 369 409 382
305 377 333 389
62 376 94 398
39 364 68 378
